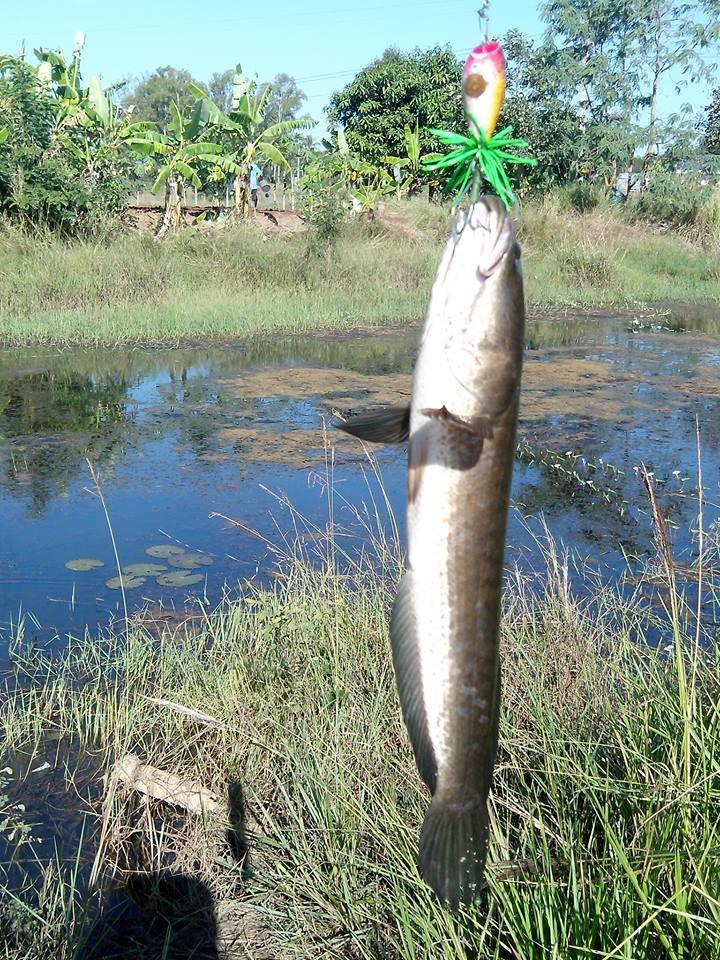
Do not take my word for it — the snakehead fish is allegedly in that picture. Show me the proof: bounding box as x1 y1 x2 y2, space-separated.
338 196 525 906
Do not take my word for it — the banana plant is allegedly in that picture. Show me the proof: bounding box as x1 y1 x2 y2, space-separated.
34 46 151 186
189 65 313 217
380 121 429 196
126 98 241 237
349 169 396 213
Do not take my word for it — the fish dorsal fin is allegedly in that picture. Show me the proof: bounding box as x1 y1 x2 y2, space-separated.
335 405 410 444
390 572 437 794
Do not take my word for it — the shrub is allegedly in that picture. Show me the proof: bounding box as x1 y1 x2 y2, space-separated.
628 167 711 227
302 181 348 253
561 181 605 213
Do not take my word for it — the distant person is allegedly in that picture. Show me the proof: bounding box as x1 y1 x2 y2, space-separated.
249 163 262 208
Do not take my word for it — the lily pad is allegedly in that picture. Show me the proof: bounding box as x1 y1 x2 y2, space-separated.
156 571 204 587
65 558 105 572
122 563 168 577
167 553 213 569
105 575 146 590
146 544 187 559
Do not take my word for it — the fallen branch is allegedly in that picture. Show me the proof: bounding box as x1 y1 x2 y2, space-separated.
110 753 222 816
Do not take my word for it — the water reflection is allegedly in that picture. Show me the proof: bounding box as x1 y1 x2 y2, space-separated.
0 306 718 655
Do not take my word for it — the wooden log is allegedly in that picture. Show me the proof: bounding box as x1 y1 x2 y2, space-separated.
111 753 221 816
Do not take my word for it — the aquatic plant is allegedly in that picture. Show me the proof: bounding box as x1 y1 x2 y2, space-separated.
64 558 104 572
516 441 630 516
146 544 186 558
156 571 204 587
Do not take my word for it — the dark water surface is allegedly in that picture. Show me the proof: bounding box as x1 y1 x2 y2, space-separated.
1 305 720 659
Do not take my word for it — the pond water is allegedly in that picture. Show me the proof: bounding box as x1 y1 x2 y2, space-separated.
1 304 720 661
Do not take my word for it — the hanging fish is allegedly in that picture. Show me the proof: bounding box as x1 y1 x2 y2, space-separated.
338 195 525 906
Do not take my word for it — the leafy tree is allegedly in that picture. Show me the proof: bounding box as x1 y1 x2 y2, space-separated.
542 0 643 190
208 69 234 115
380 122 428 195
263 73 307 124
191 65 313 216
122 67 206 126
127 98 240 237
706 88 720 153
499 29 583 191
633 0 719 190
326 46 464 164
0 54 94 233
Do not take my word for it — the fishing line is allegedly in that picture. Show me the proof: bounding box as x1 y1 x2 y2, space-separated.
477 1 490 43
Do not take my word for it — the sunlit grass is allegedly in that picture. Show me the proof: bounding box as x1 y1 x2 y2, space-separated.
0 199 718 347
1 490 719 957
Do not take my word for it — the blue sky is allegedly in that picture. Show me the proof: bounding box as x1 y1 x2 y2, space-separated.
4 0 717 134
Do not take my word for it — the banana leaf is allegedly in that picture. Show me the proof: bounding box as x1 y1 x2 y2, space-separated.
151 164 173 193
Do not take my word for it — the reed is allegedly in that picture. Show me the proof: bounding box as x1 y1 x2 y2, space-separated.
1 482 718 957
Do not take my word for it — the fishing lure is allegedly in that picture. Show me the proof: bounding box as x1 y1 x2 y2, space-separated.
424 41 536 209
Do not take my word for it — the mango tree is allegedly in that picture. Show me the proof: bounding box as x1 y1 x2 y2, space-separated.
126 98 241 237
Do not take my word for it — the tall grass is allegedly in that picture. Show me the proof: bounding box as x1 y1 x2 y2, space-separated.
0 197 719 347
1 503 719 957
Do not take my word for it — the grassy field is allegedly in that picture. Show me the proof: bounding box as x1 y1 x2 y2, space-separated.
0 196 718 347
1 504 719 958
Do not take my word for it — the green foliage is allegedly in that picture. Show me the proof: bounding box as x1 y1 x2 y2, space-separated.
208 68 234 115
121 66 207 126
262 72 307 125
0 47 155 234
627 166 712 226
499 30 582 192
562 181 605 212
0 56 94 233
380 122 433 195
706 88 720 154
127 99 240 194
327 46 464 166
302 180 348 252
186 64 314 215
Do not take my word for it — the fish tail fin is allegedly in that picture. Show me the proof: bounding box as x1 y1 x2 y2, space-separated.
418 795 489 908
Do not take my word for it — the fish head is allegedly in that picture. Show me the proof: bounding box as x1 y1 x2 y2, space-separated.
438 197 524 409
463 41 506 139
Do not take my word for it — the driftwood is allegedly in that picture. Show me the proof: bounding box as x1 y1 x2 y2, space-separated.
111 753 221 816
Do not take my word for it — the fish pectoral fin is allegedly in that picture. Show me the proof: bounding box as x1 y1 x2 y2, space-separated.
390 572 438 794
335 405 410 444
420 406 492 438
419 795 489 908
420 406 491 470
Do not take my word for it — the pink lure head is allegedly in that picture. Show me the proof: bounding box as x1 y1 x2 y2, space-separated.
464 41 505 79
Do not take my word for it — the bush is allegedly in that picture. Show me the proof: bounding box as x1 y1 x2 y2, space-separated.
628 167 711 227
302 181 348 253
0 57 129 237
561 181 605 213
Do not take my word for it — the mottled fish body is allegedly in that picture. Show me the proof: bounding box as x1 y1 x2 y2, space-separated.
339 196 524 907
